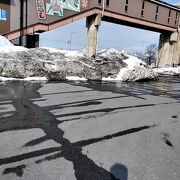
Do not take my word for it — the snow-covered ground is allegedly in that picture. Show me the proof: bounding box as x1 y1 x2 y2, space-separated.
1 35 178 82
153 67 180 76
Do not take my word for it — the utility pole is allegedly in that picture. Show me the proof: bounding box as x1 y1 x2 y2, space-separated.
68 32 75 50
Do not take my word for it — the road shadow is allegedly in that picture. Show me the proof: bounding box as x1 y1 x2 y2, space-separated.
110 163 128 180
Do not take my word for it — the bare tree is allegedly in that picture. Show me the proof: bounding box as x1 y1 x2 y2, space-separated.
144 44 157 66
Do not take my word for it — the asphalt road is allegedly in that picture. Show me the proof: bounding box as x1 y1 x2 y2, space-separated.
0 76 180 180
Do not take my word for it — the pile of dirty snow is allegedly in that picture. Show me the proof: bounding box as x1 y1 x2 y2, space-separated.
0 36 158 82
101 49 157 81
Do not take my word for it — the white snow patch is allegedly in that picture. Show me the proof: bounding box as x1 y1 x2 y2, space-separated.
0 35 27 53
41 47 84 57
124 55 146 69
23 77 48 82
66 76 87 81
0 46 27 53
153 67 180 75
98 48 126 57
0 76 48 82
0 35 14 46
44 62 58 72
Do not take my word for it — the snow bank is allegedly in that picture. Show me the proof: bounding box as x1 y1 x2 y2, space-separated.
0 41 157 82
153 67 180 76
0 35 27 53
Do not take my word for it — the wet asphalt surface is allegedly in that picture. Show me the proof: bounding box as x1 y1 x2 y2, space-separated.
0 75 180 180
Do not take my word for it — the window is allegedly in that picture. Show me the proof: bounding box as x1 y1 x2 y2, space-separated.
168 10 171 24
175 12 178 19
106 0 110 7
154 6 159 21
156 6 159 14
168 18 170 23
175 12 178 25
125 5 128 12
155 14 158 21
168 10 171 17
141 1 145 17
125 0 128 13
141 10 144 17
98 0 102 5
142 1 145 10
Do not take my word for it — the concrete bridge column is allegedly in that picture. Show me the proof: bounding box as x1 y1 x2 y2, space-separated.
11 34 39 48
26 34 39 48
86 14 101 57
157 32 180 67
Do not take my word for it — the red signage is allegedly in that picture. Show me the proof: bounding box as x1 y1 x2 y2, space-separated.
36 0 46 20
82 0 88 8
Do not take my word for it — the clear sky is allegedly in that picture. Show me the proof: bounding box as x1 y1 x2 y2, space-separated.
40 0 180 52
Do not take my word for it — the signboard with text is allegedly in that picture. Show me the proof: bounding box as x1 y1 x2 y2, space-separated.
0 9 8 21
46 0 81 17
36 0 46 19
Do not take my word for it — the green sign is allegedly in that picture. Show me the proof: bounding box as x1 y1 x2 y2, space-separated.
63 0 80 12
46 0 80 17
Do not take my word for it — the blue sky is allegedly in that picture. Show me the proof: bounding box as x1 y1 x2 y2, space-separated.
40 0 180 52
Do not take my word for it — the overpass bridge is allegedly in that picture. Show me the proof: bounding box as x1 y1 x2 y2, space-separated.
0 0 180 67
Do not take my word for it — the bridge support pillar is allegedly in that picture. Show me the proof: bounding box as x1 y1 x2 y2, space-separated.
26 34 39 48
157 32 180 67
11 34 39 48
86 14 101 58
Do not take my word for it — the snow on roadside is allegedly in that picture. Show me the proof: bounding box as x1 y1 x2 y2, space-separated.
0 76 48 82
0 36 157 82
153 67 180 75
66 76 87 81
